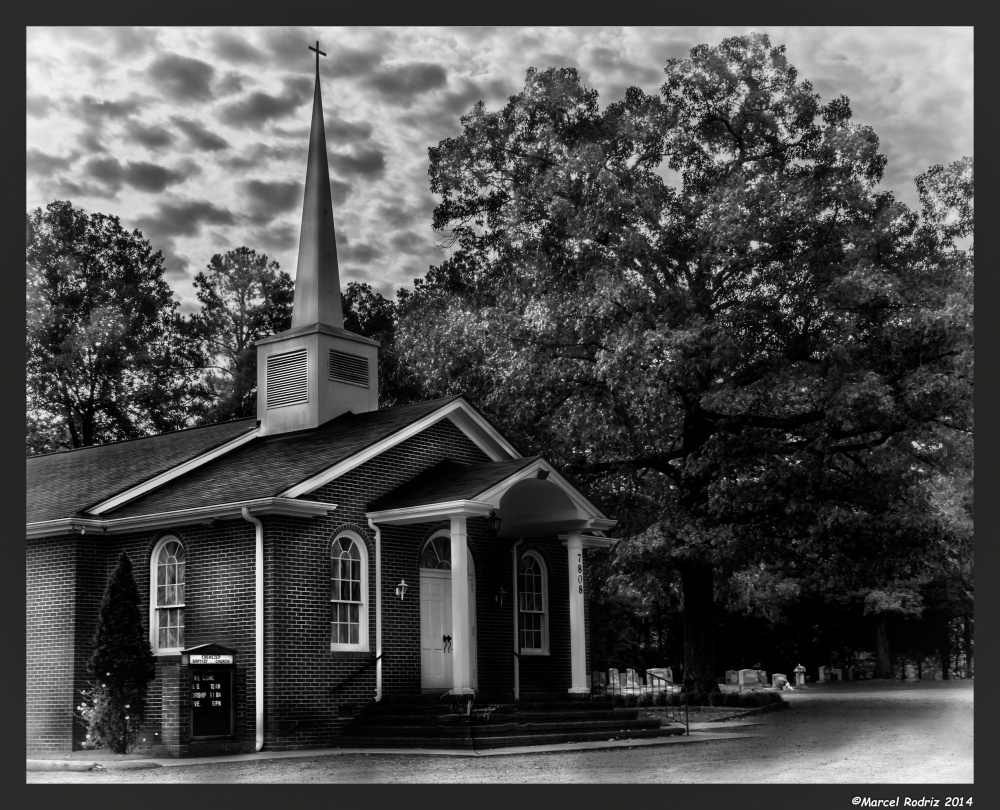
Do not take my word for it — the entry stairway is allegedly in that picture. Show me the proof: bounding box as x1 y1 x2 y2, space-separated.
335 693 687 750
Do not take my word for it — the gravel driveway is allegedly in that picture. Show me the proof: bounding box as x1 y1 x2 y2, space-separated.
27 680 973 784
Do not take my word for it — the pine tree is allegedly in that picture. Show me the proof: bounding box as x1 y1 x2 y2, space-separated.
85 551 156 753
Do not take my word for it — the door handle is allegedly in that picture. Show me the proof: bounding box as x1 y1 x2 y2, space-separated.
443 635 452 653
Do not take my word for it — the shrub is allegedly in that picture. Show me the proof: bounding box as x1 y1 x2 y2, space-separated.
83 552 156 753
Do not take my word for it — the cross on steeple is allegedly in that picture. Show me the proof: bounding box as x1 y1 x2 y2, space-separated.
309 40 326 74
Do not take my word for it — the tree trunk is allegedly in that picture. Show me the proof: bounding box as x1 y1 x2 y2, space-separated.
679 561 719 696
940 617 951 680
962 613 973 677
873 613 893 678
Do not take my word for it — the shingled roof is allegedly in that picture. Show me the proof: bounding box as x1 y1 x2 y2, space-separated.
103 396 464 520
368 457 540 512
26 419 257 524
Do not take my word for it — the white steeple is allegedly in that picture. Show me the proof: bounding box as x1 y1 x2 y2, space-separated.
255 42 379 436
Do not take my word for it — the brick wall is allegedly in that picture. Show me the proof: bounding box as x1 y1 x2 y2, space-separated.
26 537 78 753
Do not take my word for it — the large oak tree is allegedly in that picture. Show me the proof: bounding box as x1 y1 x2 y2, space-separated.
399 34 973 693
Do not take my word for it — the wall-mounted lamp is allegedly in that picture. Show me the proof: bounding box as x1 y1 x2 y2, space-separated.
485 509 502 533
496 587 506 607
395 579 408 600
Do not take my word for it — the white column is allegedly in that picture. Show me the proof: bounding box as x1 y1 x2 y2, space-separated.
449 514 474 695
566 531 588 694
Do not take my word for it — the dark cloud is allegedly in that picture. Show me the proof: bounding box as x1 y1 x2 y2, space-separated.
378 202 419 230
76 95 143 123
217 71 250 97
329 147 386 178
125 120 175 150
211 31 266 64
251 221 299 254
26 148 78 176
222 76 312 125
108 27 161 58
328 46 384 78
330 178 353 206
440 76 516 117
261 28 314 65
77 130 107 154
135 199 236 239
365 63 448 104
241 178 302 225
586 45 662 86
170 116 230 151
327 118 374 143
218 141 299 171
147 53 216 102
83 157 196 194
389 230 429 255
339 241 383 263
26 94 54 118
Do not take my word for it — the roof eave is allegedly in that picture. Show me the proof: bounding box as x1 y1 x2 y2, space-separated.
366 500 493 526
26 497 337 538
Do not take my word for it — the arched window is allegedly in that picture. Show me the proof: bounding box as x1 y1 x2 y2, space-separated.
330 532 368 651
518 551 548 655
150 536 185 653
420 533 451 569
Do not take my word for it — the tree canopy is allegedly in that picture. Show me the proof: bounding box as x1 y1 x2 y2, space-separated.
183 246 293 423
401 33 973 691
26 200 198 453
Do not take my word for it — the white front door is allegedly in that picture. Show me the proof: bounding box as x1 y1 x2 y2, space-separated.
420 570 451 690
420 568 477 691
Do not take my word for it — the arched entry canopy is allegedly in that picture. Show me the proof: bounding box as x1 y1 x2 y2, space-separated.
365 456 616 544
366 455 615 697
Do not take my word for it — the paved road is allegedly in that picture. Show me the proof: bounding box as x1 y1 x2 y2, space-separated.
27 680 973 784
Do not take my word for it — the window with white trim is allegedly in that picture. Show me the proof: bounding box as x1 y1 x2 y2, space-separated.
330 532 368 651
150 536 185 653
518 550 548 654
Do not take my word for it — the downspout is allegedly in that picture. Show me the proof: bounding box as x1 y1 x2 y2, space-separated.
512 538 523 701
367 518 383 701
241 507 265 751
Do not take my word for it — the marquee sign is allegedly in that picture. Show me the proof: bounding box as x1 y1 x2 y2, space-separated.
190 653 234 665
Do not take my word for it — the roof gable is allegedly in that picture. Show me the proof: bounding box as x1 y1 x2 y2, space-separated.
26 419 257 525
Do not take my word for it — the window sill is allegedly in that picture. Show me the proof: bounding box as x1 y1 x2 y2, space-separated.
330 645 371 657
154 652 183 663
519 649 550 657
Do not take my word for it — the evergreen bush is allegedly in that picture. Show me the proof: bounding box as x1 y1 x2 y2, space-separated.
79 551 156 753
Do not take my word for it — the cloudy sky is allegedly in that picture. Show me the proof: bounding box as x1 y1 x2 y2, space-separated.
26 26 973 314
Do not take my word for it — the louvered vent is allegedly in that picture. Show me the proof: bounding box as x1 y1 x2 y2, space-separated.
329 349 369 387
266 348 308 409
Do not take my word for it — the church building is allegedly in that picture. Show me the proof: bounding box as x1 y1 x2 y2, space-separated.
26 49 617 756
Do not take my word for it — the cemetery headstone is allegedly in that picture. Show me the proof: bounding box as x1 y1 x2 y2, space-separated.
738 668 759 687
725 669 738 685
794 664 806 686
818 666 830 683
904 663 918 682
625 668 641 689
608 668 620 693
646 667 672 687
772 673 787 689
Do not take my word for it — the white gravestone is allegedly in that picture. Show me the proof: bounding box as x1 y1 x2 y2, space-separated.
646 667 672 687
772 673 787 689
738 668 759 687
904 663 918 682
625 668 642 689
725 669 738 685
817 666 830 683
608 668 621 692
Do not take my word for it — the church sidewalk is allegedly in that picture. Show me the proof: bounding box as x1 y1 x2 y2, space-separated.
26 727 759 770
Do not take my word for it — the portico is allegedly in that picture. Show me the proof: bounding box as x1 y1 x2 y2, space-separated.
367 456 615 697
